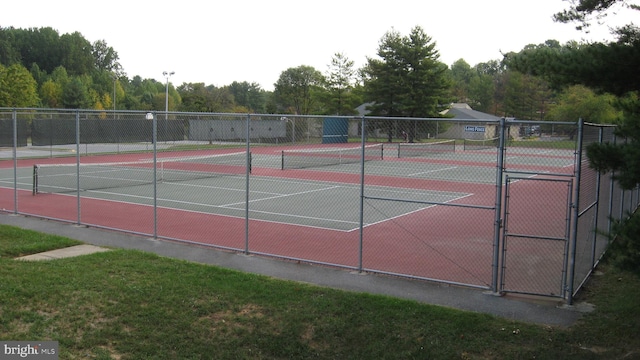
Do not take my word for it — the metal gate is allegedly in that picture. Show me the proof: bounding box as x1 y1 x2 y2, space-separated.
500 175 574 297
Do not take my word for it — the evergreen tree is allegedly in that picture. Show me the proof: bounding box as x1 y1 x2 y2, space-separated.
548 0 640 272
324 52 360 115
62 77 91 109
362 26 451 142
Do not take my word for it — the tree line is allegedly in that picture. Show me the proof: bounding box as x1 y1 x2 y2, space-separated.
0 24 626 124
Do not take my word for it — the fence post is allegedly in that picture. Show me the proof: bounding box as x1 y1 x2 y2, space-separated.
245 114 251 254
566 118 584 305
491 117 506 294
591 125 604 267
358 115 366 273
148 112 158 239
75 110 81 225
12 109 18 214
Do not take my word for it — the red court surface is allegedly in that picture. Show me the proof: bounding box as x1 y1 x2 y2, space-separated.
1 144 576 292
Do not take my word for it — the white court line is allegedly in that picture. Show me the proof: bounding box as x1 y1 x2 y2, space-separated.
408 166 458 177
232 207 361 226
356 192 474 231
160 177 345 207
530 150 554 155
43 175 476 232
163 181 281 196
220 185 340 208
86 183 340 210
42 190 355 232
76 186 361 231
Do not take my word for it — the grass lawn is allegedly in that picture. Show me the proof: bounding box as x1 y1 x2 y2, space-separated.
0 224 638 359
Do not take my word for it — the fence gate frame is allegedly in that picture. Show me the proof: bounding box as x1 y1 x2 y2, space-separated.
499 175 574 298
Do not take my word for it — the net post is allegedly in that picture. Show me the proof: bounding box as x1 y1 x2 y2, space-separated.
32 165 38 195
281 151 284 170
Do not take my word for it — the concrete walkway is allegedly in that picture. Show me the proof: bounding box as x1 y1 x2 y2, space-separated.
1 213 591 327
16 244 111 261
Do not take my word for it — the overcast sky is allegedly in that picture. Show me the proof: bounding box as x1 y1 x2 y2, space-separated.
2 0 633 90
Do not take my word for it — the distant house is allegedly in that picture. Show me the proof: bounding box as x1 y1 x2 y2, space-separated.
438 103 500 140
354 102 518 140
441 103 500 120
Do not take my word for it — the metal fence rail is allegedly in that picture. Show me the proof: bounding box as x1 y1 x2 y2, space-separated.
1 108 638 304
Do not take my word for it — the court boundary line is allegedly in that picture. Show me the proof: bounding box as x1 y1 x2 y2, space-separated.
25 175 476 233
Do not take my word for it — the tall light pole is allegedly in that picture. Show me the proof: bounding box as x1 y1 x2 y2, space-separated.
162 71 174 116
112 74 117 111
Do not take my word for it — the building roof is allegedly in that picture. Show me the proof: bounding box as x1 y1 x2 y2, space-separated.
356 102 372 116
356 102 500 120
440 103 500 120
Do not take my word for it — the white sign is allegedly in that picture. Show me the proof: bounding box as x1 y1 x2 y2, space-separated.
465 126 485 133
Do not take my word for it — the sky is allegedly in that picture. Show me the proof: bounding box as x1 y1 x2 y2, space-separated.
1 0 634 90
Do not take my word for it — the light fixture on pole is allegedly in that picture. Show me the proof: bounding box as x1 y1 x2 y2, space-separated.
162 71 174 116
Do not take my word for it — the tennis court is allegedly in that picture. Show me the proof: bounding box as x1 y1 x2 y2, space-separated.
2 111 635 304
3 141 576 241
18 147 481 232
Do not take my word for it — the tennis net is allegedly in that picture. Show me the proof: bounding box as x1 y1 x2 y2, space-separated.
397 140 456 158
463 138 498 151
33 151 251 194
281 144 384 170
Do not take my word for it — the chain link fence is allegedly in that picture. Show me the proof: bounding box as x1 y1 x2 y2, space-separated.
1 108 638 303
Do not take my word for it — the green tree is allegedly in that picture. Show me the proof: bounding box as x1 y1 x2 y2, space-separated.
128 77 161 110
152 82 181 112
0 63 39 107
324 52 360 115
207 86 235 113
505 39 639 97
29 63 47 86
502 71 552 120
550 0 640 272
177 83 209 112
362 29 403 118
273 65 324 115
9 27 62 74
553 0 638 32
472 60 505 115
228 81 266 113
112 77 125 110
586 92 640 272
468 71 495 113
92 39 122 73
446 59 499 114
450 59 474 102
62 77 91 109
59 32 94 76
177 83 232 113
0 27 21 65
39 79 63 108
547 85 621 123
50 66 70 87
362 26 451 141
